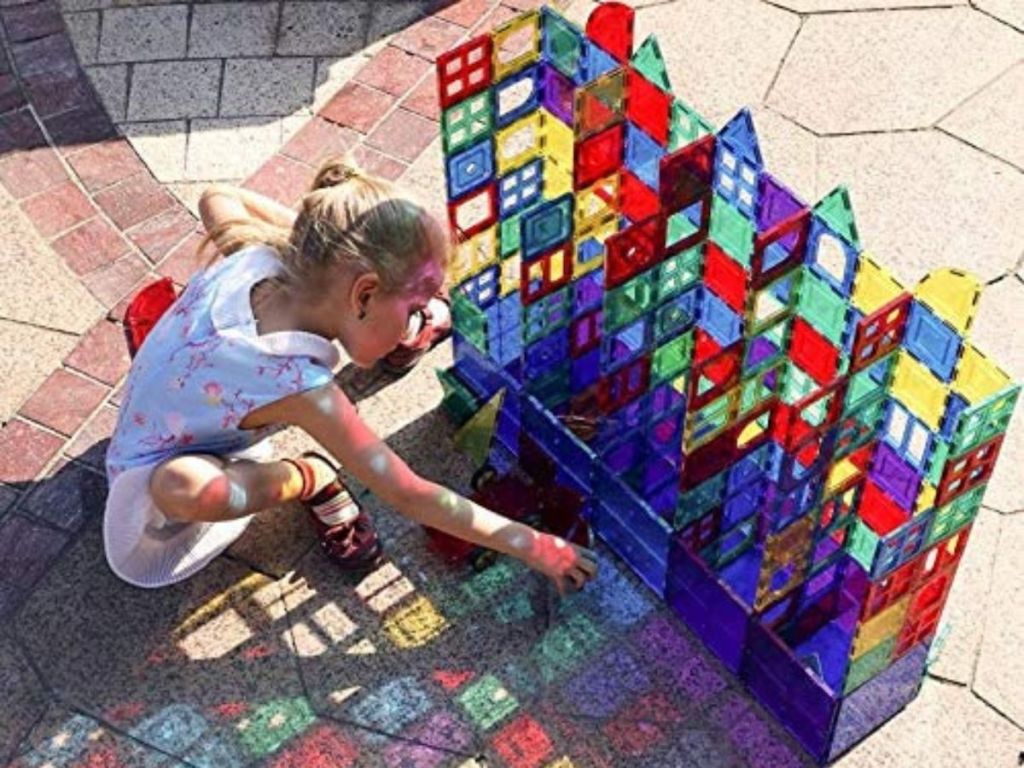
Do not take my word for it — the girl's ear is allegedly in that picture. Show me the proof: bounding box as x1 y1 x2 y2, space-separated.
349 271 381 320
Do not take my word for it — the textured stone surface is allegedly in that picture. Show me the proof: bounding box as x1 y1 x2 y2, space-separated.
0 631 49 764
927 509 1001 684
84 63 128 121
836 678 1023 767
752 106 818 205
770 0 967 9
18 368 108 437
814 131 1024 285
220 58 315 117
769 9 1024 133
940 62 1024 171
127 60 221 121
0 321 78 424
62 10 99 65
98 6 188 63
0 514 69 619
14 519 307 764
973 0 1024 31
973 515 1024 727
120 120 188 183
186 117 283 181
0 189 103 333
277 1 371 57
188 2 278 58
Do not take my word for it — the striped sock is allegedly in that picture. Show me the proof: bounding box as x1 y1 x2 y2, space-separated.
287 455 359 527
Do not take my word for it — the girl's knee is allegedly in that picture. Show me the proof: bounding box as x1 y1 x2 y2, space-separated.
150 455 230 522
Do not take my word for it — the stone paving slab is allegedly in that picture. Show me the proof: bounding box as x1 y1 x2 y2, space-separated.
972 513 1024 728
768 8 1024 134
0 629 50 763
974 0 1024 31
0 320 80 424
940 61 1024 171
813 130 1024 285
14 518 311 766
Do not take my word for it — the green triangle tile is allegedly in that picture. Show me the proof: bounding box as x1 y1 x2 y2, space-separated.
814 186 860 248
631 35 672 92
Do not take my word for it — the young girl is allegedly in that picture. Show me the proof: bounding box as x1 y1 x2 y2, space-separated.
103 156 598 594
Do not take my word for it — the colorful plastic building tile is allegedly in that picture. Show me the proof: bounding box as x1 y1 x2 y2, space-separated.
438 35 493 110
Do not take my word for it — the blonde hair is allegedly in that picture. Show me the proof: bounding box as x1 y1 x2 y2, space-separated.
196 156 451 297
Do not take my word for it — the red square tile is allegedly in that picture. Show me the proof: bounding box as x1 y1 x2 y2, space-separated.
20 180 93 238
282 117 359 167
244 153 314 207
158 231 208 286
492 715 554 768
125 207 199 264
393 16 466 62
321 82 396 134
50 217 131 275
436 0 494 28
64 319 131 386
0 145 67 200
267 723 359 768
93 173 177 230
365 108 437 163
65 405 119 472
355 46 431 98
350 145 407 180
67 139 148 193
80 254 151 308
19 369 109 437
0 419 64 483
401 75 441 122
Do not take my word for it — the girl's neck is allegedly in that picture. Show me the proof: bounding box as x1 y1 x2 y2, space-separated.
251 279 334 340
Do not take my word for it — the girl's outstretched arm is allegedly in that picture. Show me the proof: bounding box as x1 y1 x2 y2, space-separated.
276 382 598 593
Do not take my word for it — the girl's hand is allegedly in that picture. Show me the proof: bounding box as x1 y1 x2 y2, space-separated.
525 532 599 594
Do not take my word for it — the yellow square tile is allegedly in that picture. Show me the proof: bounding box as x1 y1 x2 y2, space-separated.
495 112 544 175
914 267 981 335
852 596 909 659
499 254 521 296
450 227 498 285
953 343 1011 405
576 174 618 233
492 10 541 80
852 253 904 315
541 108 575 172
384 595 449 649
890 352 948 430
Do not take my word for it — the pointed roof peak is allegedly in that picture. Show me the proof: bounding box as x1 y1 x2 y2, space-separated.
718 108 762 166
631 35 671 92
813 186 860 248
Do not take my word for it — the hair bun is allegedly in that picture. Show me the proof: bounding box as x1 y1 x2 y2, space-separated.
311 158 362 191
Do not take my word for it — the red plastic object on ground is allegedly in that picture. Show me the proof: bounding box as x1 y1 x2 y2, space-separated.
123 277 178 358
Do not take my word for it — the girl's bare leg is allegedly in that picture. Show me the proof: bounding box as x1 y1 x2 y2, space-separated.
149 454 305 523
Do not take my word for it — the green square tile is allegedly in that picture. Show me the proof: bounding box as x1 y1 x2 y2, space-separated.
456 675 519 730
795 270 850 346
709 194 754 267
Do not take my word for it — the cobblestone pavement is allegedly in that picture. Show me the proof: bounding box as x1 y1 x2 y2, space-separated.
1 0 1022 766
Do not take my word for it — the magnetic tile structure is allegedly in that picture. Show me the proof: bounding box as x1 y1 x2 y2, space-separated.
436 3 1019 764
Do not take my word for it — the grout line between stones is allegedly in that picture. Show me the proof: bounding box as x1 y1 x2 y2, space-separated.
933 125 1023 174
0 315 81 337
967 0 1024 33
932 58 1019 127
760 2 965 16
966 511 1003 692
761 15 804 105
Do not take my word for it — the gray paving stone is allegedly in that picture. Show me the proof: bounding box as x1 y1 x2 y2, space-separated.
0 190 104 334
186 116 282 180
927 508 1001 685
188 2 278 59
98 5 188 63
814 130 1024 286
14 518 308 764
769 8 1024 133
59 0 112 10
0 515 69 622
0 321 79 425
973 514 1024 728
940 62 1024 171
835 678 1023 767
966 277 1024 514
366 0 429 42
85 63 128 121
399 135 447 226
121 120 188 183
167 181 213 216
277 1 371 57
632 0 800 126
127 59 221 121
63 10 99 65
769 0 967 10
974 0 1024 31
220 58 315 117
7 705 183 767
0 631 49 763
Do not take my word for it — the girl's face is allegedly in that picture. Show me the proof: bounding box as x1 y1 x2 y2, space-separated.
336 257 445 368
